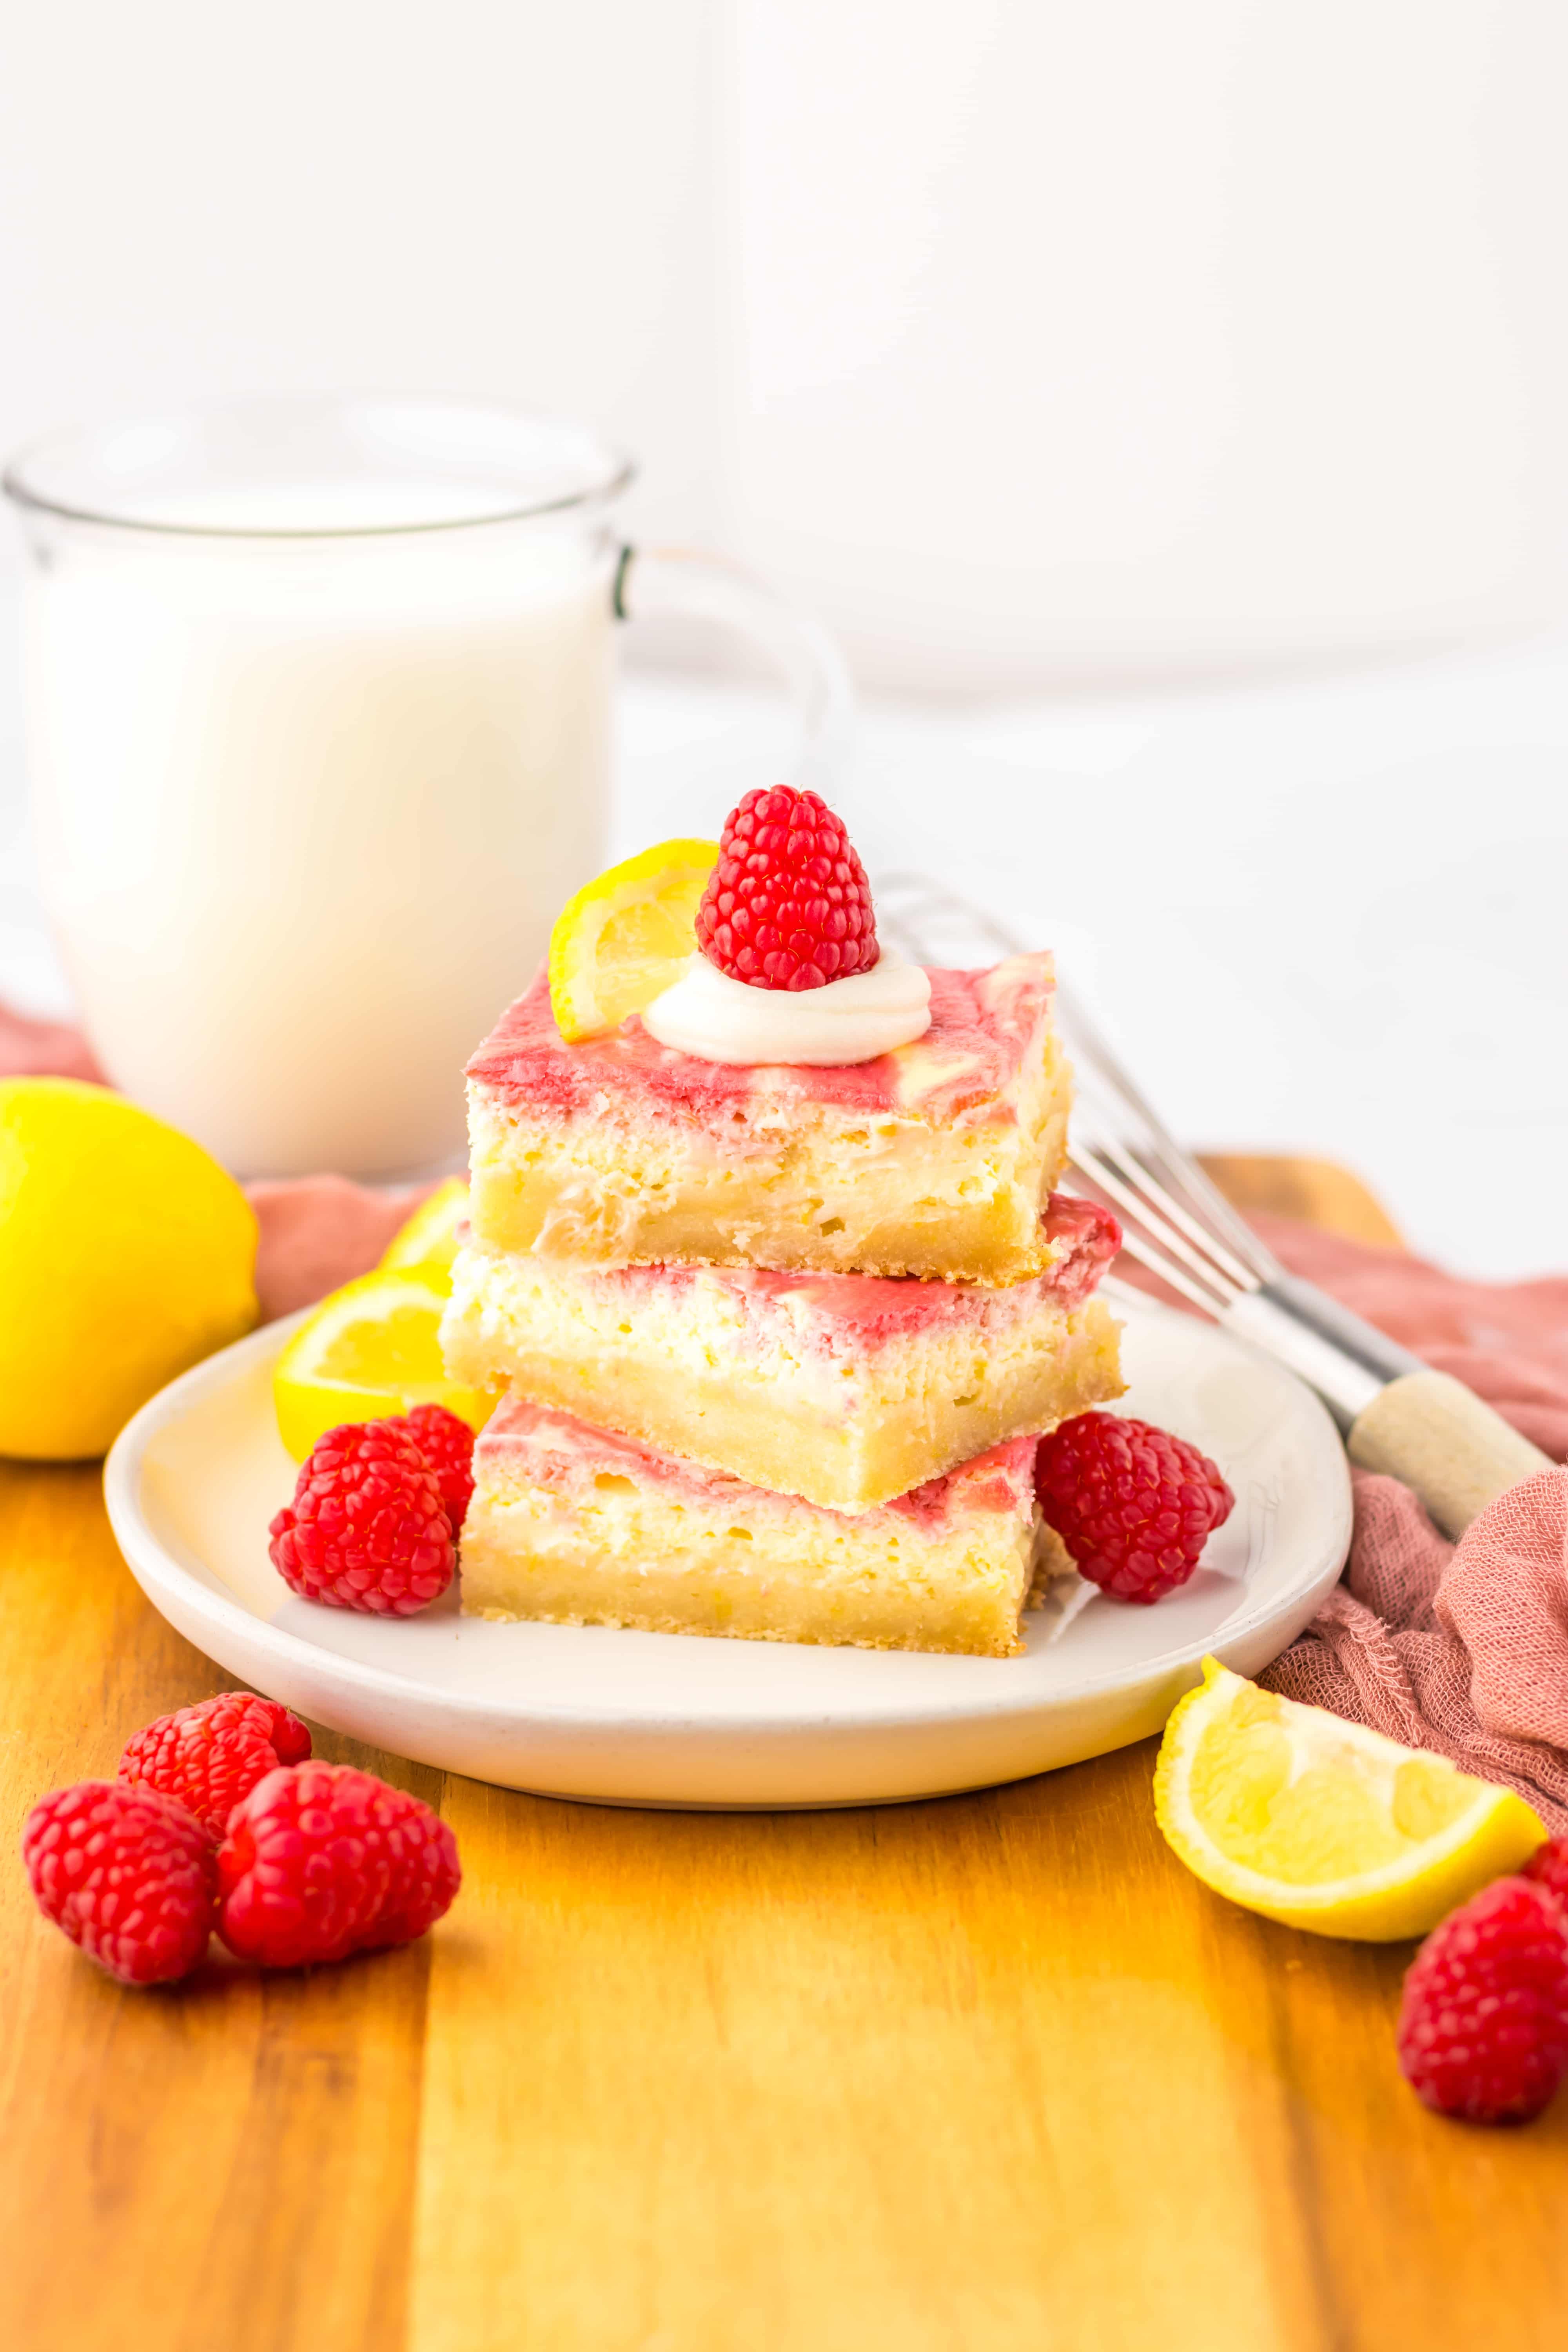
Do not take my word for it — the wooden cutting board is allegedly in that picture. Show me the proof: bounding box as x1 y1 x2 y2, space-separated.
1 1158 1562 2352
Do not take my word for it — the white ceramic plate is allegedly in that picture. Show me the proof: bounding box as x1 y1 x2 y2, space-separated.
104 1293 1351 1810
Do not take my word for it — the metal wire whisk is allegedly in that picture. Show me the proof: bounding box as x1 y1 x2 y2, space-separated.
875 872 1550 1539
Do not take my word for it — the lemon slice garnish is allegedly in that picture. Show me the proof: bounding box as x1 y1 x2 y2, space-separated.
273 1267 492 1462
1154 1657 1545 1941
548 838 719 1043
378 1176 468 1290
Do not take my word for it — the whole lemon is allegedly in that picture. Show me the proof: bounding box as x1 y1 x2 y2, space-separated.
0 1078 259 1459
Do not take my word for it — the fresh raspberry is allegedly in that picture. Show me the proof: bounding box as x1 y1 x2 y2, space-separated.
695 785 877 991
385 1402 476 1536
1524 1837 1568 1916
118 1691 313 1839
216 1761 461 1967
22 1781 218 1985
1397 1875 1568 2124
1034 1410 1234 1603
269 1421 454 1615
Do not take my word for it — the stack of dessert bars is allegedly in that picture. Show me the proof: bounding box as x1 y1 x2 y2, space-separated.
442 953 1124 1657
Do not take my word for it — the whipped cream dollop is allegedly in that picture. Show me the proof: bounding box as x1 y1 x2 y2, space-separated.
642 949 932 1066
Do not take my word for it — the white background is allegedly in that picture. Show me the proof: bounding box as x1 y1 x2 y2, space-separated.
6 1 1568 688
2 1 1566 1272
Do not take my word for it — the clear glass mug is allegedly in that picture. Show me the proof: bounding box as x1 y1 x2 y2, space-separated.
2 396 851 1178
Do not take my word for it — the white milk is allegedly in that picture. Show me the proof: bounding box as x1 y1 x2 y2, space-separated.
24 485 613 1175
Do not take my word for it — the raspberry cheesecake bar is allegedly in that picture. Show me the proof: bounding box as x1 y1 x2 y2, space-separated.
443 1192 1123 1512
462 1395 1060 1657
443 785 1118 1659
465 952 1071 1284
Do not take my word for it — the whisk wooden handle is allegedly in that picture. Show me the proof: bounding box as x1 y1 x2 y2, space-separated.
880 876 1560 1549
1346 1372 1553 1540
1229 1282 1555 1538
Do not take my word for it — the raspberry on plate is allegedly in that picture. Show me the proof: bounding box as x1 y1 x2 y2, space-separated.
1524 1837 1568 1916
22 1780 218 1985
118 1691 312 1840
1397 1874 1568 2124
1034 1410 1234 1603
695 784 877 991
216 1761 460 1968
269 1420 455 1615
385 1401 477 1536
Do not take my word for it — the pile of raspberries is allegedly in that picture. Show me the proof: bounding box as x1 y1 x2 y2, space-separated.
22 1690 460 1987
21 1405 481 1986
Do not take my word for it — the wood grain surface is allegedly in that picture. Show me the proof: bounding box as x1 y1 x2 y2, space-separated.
2 1160 1564 2352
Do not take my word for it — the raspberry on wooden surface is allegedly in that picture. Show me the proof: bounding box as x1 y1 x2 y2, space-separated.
1034 1410 1234 1604
216 1761 460 1968
385 1401 477 1535
695 785 878 990
269 1420 454 1615
118 1692 312 1839
1397 1874 1568 2124
22 1781 218 1985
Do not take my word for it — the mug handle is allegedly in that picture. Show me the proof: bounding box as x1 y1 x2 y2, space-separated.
612 544 855 797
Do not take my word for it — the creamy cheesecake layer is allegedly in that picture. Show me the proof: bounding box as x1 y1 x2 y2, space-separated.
464 955 1071 1284
443 1194 1123 1511
463 1396 1067 1657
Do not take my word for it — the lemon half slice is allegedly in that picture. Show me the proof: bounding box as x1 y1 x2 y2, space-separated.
379 1176 469 1289
273 1267 493 1462
548 837 719 1042
1154 1658 1545 1941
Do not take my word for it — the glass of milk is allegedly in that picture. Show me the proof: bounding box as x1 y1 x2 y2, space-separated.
4 396 850 1177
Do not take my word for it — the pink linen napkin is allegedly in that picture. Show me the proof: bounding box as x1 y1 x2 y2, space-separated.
244 1176 433 1321
0 1002 107 1086
1240 1215 1568 1832
6 1007 1568 1824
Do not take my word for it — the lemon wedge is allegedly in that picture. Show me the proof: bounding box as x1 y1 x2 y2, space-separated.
548 838 720 1042
1154 1657 1546 1941
378 1176 469 1289
273 1267 493 1462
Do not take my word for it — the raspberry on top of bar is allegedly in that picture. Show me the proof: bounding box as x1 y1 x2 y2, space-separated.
465 952 1071 1282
